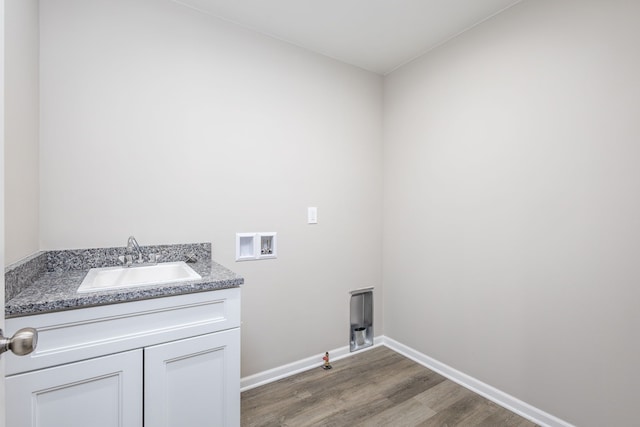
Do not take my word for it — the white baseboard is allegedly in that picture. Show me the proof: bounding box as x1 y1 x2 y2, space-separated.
240 336 385 392
240 336 573 427
383 336 574 427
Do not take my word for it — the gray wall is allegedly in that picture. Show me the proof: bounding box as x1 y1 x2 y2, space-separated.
37 0 383 376
383 1 640 425
7 0 639 424
1 0 6 418
4 0 39 265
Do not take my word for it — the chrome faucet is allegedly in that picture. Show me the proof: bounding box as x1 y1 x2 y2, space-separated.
127 236 144 264
119 236 160 266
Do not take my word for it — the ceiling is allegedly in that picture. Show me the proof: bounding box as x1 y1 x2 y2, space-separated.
172 0 522 75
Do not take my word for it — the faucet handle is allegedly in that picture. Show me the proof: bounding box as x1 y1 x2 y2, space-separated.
119 254 134 266
147 253 161 263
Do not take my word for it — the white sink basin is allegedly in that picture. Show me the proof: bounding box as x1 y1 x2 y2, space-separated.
78 261 202 293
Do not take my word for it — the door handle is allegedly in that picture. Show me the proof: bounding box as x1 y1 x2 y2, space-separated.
0 327 38 356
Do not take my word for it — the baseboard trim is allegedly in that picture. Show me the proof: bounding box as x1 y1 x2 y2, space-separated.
383 336 574 427
240 336 573 427
240 336 385 392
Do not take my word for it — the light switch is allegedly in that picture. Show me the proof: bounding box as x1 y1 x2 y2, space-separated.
308 207 318 224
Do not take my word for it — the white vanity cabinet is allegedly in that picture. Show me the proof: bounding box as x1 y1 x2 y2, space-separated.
4 287 241 427
6 349 144 427
145 328 240 426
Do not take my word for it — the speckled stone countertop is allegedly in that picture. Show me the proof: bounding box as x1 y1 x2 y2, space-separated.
5 243 243 318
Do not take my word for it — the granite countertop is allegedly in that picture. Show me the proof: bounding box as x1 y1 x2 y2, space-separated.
5 243 244 318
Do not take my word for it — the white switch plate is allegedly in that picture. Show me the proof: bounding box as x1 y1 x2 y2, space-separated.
308 207 318 224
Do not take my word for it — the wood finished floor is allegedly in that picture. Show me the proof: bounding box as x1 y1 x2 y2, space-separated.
241 346 539 427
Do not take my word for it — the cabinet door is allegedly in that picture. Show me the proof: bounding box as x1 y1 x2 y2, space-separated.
6 349 143 427
144 328 240 427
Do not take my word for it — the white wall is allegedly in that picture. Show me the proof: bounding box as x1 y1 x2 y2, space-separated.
4 0 39 265
383 1 640 425
39 0 383 375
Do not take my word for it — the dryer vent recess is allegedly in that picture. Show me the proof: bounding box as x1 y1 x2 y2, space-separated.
350 288 373 352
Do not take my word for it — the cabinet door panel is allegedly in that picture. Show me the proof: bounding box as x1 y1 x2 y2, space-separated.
6 350 142 427
144 329 240 427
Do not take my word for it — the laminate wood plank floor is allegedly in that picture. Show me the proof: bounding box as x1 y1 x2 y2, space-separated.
241 346 539 427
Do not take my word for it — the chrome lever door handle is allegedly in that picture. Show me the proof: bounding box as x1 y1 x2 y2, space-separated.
0 327 38 356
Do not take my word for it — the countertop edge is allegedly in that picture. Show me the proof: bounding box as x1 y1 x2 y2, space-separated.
5 279 243 319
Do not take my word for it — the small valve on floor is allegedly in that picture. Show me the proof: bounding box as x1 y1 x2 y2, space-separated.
322 351 332 370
